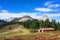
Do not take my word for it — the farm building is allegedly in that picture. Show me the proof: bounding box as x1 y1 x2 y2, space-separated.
38 28 55 32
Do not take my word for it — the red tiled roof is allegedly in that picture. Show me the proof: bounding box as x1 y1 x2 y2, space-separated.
39 28 55 30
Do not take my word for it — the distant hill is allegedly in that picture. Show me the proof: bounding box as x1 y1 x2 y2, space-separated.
0 24 24 32
0 19 6 23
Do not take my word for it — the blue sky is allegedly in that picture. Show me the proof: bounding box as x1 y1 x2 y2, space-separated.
0 0 60 22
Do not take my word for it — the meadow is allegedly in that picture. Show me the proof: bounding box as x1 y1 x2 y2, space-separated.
0 29 60 40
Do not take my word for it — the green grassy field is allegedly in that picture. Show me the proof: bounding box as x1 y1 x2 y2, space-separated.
0 29 60 40
0 29 30 38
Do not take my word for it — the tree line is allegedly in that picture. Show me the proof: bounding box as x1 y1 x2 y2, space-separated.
19 19 60 30
0 19 60 30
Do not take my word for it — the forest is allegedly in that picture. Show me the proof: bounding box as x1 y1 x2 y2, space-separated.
0 19 60 30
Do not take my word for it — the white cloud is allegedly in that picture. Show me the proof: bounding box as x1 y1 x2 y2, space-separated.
35 8 56 12
0 9 60 22
0 10 41 19
45 1 52 6
35 1 60 12
44 13 60 17
0 10 8 13
44 1 60 8
48 4 60 8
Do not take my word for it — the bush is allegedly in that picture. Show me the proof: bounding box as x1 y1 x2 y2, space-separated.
30 29 37 33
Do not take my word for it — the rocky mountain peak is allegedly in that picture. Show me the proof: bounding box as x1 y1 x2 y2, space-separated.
39 15 51 21
23 15 31 18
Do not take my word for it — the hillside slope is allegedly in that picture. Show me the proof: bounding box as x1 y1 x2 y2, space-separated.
0 24 24 32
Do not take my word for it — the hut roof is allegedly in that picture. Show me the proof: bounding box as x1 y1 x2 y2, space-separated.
39 28 55 30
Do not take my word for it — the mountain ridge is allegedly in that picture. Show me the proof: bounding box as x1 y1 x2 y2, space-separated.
4 15 50 22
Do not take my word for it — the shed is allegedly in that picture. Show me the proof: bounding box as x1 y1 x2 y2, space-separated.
38 28 55 32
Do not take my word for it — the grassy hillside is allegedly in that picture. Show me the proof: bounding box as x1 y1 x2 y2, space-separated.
0 24 24 32
0 29 30 39
0 31 60 40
